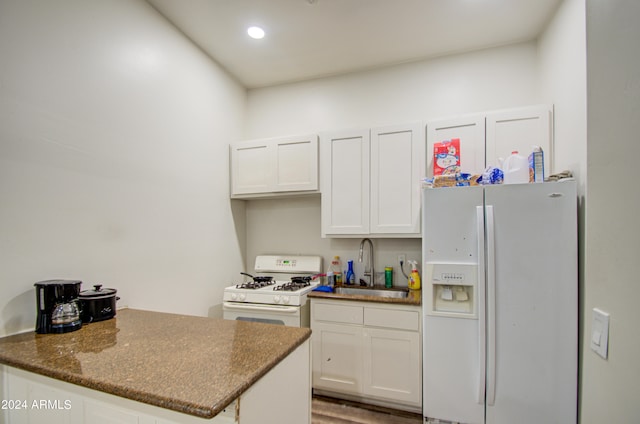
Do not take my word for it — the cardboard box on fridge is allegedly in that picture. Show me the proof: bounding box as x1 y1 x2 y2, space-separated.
528 147 544 182
433 138 461 176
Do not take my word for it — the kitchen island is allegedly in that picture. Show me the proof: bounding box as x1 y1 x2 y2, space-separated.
0 308 311 423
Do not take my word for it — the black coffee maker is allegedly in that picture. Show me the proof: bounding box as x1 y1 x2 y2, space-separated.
34 280 82 334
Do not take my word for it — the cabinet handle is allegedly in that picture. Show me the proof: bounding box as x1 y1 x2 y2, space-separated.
476 205 487 405
486 205 497 406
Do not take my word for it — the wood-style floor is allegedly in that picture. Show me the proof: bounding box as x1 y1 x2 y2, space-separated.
312 396 423 424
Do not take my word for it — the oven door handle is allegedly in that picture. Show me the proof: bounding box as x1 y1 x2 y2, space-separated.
223 302 300 313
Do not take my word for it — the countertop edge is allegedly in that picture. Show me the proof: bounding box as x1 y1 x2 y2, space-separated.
308 290 421 305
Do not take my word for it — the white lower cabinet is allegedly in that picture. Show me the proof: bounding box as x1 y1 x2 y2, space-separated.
363 327 421 405
312 321 363 395
311 300 422 412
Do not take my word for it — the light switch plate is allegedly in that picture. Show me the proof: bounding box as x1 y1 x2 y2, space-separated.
590 308 610 359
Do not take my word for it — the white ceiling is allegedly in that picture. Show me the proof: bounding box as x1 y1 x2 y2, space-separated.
145 0 562 89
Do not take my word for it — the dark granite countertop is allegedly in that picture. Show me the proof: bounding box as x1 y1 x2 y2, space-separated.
308 287 421 305
0 308 311 419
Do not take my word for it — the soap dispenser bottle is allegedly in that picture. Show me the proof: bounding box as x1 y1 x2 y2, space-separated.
346 260 355 285
408 260 421 290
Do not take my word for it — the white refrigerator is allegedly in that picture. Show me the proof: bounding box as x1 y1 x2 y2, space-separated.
422 181 577 424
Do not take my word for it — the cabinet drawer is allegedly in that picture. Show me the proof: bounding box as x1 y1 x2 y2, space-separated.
314 302 363 324
364 308 420 331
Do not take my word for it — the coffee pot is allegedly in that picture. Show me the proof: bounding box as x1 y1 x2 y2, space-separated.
34 280 82 334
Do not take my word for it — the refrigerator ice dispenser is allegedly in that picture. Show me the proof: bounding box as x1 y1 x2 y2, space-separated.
425 262 477 318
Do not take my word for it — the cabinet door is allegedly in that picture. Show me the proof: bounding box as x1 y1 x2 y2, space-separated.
273 134 318 192
230 134 318 197
230 139 273 195
363 328 421 406
320 129 370 236
82 401 140 424
311 321 363 394
426 114 485 177
370 123 424 234
486 105 552 172
6 376 74 424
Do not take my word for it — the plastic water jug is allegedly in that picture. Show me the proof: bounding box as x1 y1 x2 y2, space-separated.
502 151 529 184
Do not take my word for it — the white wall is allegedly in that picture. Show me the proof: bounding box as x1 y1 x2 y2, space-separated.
246 42 540 138
244 42 541 279
538 0 587 188
582 0 640 421
0 0 246 336
536 0 587 419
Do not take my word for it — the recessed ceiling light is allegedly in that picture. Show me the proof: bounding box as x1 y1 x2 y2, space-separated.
247 26 265 39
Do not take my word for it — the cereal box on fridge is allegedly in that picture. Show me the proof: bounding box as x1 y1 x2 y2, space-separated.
433 138 461 176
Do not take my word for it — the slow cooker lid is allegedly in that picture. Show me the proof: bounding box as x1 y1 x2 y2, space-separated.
79 284 117 298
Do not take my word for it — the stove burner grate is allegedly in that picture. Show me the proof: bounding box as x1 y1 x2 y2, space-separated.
274 279 311 292
291 276 312 284
236 279 275 290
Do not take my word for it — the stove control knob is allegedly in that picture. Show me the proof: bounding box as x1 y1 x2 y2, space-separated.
282 296 290 304
231 293 237 301
274 295 281 304
239 294 246 301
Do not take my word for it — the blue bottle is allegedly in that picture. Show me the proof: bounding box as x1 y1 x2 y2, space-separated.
346 260 355 285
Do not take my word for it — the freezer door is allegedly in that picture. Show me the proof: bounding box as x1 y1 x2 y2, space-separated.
422 186 485 424
484 182 577 424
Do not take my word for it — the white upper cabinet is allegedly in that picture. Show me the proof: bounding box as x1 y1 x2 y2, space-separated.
426 105 553 178
231 139 271 195
321 123 424 237
426 114 486 176
320 129 370 235
486 105 552 172
230 134 318 198
370 123 424 234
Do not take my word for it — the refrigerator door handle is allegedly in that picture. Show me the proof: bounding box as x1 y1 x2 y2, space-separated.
486 205 497 406
476 206 486 405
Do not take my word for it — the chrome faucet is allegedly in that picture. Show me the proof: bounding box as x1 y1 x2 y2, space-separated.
358 238 375 287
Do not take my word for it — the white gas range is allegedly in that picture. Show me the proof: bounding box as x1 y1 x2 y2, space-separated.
222 255 323 327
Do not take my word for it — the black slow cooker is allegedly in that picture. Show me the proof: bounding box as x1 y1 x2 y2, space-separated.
79 284 119 323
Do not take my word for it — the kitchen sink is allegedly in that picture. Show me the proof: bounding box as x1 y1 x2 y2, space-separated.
334 286 409 299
